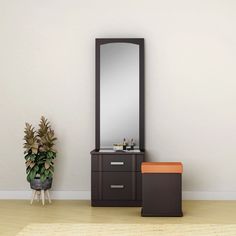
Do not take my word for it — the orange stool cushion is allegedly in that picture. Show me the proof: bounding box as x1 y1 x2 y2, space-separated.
141 162 183 174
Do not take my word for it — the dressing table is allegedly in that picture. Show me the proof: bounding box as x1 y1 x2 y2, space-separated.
91 38 145 206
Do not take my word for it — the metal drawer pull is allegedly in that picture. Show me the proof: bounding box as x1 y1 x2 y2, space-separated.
110 185 124 189
110 162 124 166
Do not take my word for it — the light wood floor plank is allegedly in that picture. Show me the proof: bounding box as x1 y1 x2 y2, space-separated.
0 200 236 236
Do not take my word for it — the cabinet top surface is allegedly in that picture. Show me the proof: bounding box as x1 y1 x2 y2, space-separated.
91 149 145 155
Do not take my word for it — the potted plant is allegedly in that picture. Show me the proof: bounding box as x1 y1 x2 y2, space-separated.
23 116 57 190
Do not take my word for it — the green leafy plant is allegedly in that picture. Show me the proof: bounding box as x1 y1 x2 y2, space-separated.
23 116 57 183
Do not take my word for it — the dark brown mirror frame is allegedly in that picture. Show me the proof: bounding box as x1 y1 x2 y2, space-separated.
95 38 145 151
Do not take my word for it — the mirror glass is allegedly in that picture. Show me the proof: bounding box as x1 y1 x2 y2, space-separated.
100 42 139 148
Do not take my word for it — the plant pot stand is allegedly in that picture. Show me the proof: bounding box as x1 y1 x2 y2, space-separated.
30 189 51 205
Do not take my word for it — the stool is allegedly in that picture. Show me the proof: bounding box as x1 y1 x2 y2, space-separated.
30 189 51 205
141 162 183 217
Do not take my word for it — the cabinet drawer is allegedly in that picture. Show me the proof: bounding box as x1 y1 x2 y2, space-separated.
102 155 134 171
102 172 135 200
91 153 144 171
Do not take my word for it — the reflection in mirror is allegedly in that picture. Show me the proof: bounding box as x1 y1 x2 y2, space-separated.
100 43 139 149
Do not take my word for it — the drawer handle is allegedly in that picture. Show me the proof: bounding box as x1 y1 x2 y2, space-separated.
110 162 124 166
110 185 124 189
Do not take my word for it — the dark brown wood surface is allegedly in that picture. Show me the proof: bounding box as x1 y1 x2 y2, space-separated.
91 152 144 207
142 173 183 217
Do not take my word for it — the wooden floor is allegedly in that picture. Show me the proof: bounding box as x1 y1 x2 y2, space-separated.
1 200 236 236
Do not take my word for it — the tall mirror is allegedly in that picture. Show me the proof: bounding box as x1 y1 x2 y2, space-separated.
96 38 144 151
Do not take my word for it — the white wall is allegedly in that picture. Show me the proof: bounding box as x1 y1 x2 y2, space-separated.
0 0 236 199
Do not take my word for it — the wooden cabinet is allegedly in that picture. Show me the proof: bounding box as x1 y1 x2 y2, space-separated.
91 150 144 206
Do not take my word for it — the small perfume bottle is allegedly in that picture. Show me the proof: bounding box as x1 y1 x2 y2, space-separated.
123 138 127 150
130 139 135 150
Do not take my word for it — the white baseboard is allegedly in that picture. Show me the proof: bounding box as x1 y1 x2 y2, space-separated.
0 191 90 200
182 191 236 200
0 191 236 200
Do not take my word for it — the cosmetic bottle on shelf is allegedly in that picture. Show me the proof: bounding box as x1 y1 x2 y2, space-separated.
123 138 127 150
130 139 135 150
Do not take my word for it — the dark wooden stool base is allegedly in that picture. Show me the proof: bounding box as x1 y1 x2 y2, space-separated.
141 208 183 217
141 163 183 217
